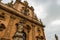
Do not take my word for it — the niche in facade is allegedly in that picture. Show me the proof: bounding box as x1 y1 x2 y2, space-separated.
0 23 6 31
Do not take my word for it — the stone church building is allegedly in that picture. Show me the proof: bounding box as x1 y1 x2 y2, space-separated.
0 0 46 40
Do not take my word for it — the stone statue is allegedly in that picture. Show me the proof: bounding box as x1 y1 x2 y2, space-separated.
39 19 43 24
55 34 58 40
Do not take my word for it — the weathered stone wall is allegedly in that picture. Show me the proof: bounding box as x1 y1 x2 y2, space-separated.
0 8 45 40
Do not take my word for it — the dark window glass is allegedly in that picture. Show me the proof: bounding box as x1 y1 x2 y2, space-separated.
23 32 26 40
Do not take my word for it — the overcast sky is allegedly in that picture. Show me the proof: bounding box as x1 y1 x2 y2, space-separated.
1 0 60 40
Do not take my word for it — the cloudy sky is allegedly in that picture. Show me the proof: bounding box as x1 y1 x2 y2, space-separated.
1 0 60 40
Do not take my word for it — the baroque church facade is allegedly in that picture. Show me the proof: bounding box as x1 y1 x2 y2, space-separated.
0 0 46 40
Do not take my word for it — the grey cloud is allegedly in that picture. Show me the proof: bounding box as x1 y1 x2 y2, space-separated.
42 0 60 40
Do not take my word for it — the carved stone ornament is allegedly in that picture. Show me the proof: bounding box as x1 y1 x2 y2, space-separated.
21 6 29 15
17 24 24 32
6 0 13 7
24 1 28 7
15 22 24 32
26 25 31 33
30 6 34 11
39 19 42 24
36 35 44 40
23 9 29 15
20 19 25 24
